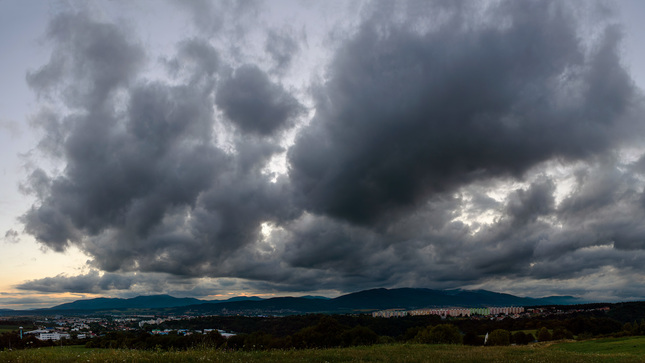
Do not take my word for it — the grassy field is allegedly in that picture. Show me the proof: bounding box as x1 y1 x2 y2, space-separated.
0 326 33 334
2 338 645 362
550 336 645 359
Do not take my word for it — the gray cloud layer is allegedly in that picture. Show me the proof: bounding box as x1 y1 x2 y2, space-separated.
16 1 645 301
289 0 639 225
17 270 135 294
216 64 304 135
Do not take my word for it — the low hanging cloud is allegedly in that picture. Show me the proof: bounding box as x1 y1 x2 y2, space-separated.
17 270 135 294
15 1 645 300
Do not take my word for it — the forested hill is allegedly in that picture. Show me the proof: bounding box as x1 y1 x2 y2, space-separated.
170 288 581 315
330 288 580 310
49 295 205 310
2 288 584 316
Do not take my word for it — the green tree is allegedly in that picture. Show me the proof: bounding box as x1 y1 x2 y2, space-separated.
512 331 533 345
403 326 423 342
415 324 461 344
623 322 633 335
537 327 552 342
291 316 345 349
413 327 433 344
487 329 510 346
552 327 574 340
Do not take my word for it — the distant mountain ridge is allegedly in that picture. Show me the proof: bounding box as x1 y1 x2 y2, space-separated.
322 288 580 311
51 295 204 310
7 288 582 315
166 288 582 316
300 295 330 300
49 294 263 311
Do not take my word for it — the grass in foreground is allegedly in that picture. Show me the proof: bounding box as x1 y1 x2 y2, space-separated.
550 336 645 358
2 338 645 363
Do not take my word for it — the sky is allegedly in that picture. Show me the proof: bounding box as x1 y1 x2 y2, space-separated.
2 0 645 310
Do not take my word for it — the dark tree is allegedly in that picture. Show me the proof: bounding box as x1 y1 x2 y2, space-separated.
537 327 552 342
487 329 510 346
463 331 484 346
340 326 379 347
552 327 574 340
415 324 462 345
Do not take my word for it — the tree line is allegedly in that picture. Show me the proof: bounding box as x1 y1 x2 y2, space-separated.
4 307 645 351
84 314 645 351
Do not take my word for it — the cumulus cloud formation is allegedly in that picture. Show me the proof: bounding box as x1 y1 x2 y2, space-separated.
17 270 134 294
289 0 640 225
16 0 645 301
26 11 144 109
216 64 304 135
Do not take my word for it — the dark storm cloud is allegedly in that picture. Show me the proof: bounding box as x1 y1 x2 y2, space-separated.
14 270 229 297
166 38 220 84
471 159 645 282
284 214 381 274
94 172 294 276
216 64 305 135
17 271 134 293
289 0 640 226
274 161 645 293
21 78 224 251
17 1 645 301
26 11 144 109
552 160 645 252
20 11 291 276
505 178 556 225
0 295 70 308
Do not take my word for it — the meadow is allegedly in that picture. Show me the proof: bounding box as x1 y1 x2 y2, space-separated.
0 326 34 334
2 337 645 363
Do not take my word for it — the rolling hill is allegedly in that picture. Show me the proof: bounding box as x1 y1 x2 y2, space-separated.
5 288 582 315
168 288 581 315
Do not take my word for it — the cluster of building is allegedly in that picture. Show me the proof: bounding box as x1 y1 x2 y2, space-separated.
23 329 72 341
149 328 236 338
372 306 525 318
139 317 166 328
12 314 236 341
